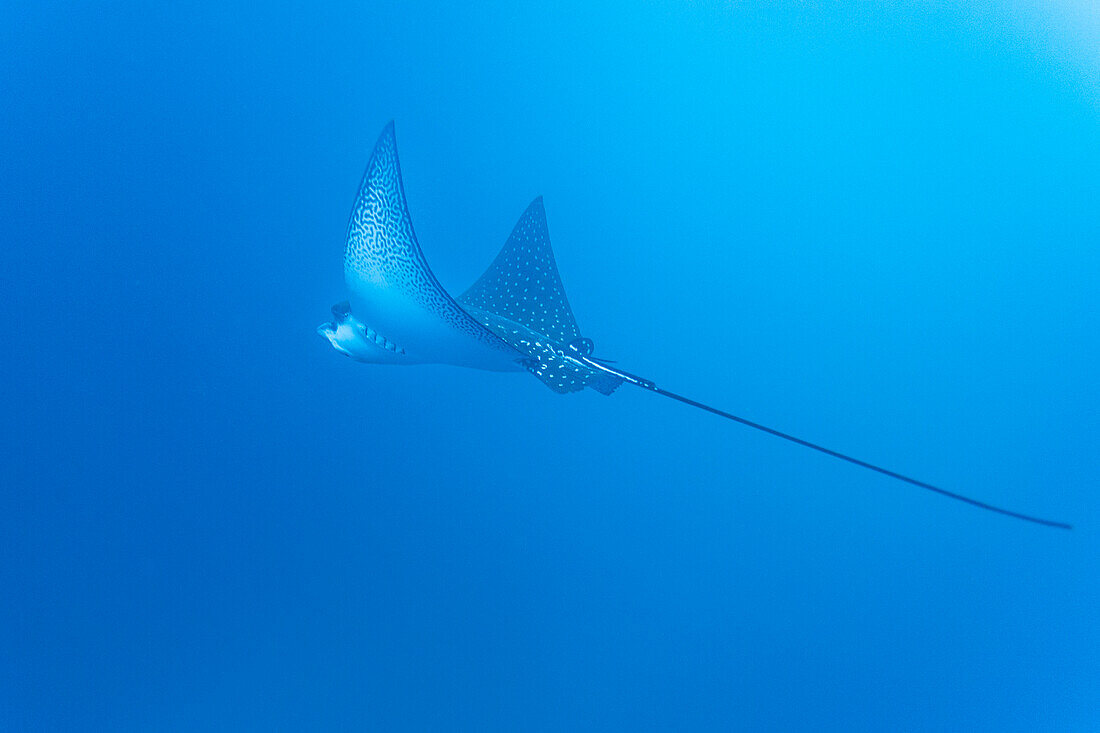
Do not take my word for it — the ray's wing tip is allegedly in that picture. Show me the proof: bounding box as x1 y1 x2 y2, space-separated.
524 195 545 215
371 120 397 152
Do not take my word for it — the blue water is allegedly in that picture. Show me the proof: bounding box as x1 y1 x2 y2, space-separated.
3 2 1098 729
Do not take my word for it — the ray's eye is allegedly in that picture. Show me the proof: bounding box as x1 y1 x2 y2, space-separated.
330 300 351 320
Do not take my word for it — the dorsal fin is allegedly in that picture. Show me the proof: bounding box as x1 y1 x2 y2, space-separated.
458 197 581 344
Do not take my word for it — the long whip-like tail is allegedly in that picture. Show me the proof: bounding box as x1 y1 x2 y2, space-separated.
572 346 1072 530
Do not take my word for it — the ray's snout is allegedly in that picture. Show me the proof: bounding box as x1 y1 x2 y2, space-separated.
317 301 407 363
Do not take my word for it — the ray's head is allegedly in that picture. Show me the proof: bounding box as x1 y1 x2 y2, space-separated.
317 301 407 363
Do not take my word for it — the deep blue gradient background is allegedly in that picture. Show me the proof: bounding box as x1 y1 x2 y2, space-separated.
2 1 1098 729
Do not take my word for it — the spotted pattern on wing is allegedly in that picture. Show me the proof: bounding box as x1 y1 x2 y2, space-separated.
343 122 516 355
458 197 581 345
465 306 622 395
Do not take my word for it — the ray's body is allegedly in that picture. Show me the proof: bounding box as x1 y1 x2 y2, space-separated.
318 123 1071 530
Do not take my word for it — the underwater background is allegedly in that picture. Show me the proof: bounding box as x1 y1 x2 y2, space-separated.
2 1 1098 729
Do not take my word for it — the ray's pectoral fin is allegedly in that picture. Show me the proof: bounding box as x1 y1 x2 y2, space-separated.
459 196 581 344
337 122 522 369
458 197 625 395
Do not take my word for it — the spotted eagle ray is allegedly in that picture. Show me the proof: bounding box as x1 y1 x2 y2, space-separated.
318 122 1071 530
